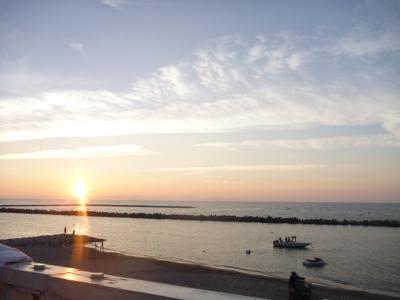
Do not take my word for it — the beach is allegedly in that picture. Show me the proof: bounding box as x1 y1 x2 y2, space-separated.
12 243 399 300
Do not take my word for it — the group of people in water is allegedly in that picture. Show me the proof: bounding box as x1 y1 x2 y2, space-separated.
276 235 297 243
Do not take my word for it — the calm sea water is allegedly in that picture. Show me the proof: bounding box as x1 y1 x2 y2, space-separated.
1 201 399 296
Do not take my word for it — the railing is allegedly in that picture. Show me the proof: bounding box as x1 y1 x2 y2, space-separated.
1 262 269 300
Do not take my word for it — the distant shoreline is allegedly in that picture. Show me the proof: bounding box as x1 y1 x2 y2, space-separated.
1 207 399 227
0 203 194 209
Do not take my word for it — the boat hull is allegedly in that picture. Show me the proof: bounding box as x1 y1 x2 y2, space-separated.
303 260 326 267
273 241 311 249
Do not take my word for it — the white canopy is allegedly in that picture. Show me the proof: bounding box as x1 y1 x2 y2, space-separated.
0 243 32 267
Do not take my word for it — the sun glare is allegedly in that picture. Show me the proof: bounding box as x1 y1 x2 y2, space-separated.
73 178 87 203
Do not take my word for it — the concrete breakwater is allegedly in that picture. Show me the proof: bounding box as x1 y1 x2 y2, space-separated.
1 207 400 227
0 234 105 247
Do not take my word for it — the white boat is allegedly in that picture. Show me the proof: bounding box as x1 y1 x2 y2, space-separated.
302 257 326 267
273 240 311 249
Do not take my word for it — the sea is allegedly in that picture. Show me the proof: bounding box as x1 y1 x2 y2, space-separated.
0 200 399 297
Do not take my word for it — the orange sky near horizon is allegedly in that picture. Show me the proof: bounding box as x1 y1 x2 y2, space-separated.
1 154 399 202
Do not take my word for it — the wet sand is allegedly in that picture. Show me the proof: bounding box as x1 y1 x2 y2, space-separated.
13 244 399 300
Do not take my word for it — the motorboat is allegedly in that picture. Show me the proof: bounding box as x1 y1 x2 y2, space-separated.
273 240 311 249
302 257 326 267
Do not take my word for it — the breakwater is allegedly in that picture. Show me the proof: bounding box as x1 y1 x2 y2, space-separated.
1 207 399 227
0 234 104 247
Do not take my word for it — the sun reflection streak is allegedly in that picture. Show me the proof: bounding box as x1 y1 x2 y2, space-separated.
71 177 90 266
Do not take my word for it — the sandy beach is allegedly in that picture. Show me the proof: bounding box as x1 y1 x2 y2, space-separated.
12 243 399 300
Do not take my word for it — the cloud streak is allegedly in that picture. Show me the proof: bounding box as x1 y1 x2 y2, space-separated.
196 134 400 151
100 0 126 9
333 31 400 57
151 164 325 173
0 144 157 160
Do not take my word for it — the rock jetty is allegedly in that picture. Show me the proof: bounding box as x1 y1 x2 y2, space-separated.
0 234 105 247
1 207 399 227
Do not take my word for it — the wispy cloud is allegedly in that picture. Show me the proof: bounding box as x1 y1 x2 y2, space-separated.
196 134 400 151
100 0 126 9
333 31 400 56
68 42 85 54
0 144 157 160
0 58 85 96
151 164 325 173
1 32 400 142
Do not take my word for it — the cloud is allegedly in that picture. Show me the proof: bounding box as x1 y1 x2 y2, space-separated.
0 144 157 160
196 134 400 150
68 42 85 54
100 0 126 9
333 31 400 56
286 52 309 71
246 44 265 62
0 58 85 96
1 33 400 142
151 164 325 173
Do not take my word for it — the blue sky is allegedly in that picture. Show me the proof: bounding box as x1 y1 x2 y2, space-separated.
0 0 399 201
2 0 400 94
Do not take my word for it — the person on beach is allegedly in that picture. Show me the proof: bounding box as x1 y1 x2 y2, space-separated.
289 272 311 300
72 229 75 236
64 226 66 235
289 272 299 289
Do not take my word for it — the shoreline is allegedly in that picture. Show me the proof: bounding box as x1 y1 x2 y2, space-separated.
9 243 400 300
96 246 400 299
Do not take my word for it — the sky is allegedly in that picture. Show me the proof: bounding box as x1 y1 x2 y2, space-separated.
0 0 399 202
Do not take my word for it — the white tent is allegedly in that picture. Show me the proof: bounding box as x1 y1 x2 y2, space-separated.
0 243 32 267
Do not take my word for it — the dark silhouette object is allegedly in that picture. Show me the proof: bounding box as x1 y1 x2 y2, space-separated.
1 207 399 227
289 272 299 290
289 272 311 300
72 229 75 236
64 226 66 235
101 241 104 250
291 235 297 242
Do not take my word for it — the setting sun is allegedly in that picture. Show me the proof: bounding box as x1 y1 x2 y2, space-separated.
73 178 87 202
